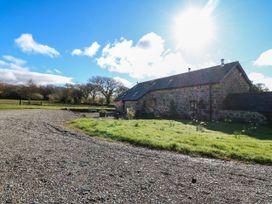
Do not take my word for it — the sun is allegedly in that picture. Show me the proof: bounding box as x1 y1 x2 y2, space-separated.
173 7 215 52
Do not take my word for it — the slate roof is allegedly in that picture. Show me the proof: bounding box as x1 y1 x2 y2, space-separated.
223 92 272 112
117 61 250 101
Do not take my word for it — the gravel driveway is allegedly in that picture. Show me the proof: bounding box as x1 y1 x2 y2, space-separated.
0 110 271 203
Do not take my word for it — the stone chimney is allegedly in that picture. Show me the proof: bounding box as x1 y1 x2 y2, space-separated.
188 68 191 72
221 59 225 67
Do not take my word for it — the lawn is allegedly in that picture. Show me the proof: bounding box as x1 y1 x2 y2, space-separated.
70 118 272 165
0 99 114 111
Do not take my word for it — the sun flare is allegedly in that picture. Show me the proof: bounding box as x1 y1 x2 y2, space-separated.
173 7 215 52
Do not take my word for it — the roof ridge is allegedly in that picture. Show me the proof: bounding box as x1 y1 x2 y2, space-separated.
137 61 239 85
116 61 241 101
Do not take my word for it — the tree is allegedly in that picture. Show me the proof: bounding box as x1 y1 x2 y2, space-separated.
115 85 129 98
0 82 5 96
40 85 55 100
85 82 99 104
19 79 38 100
61 84 75 104
71 84 85 104
251 83 270 93
89 76 122 105
27 80 37 100
31 93 44 100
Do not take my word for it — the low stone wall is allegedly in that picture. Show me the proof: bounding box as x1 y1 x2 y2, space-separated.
216 110 267 124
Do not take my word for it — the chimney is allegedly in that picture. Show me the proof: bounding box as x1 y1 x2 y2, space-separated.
221 59 225 67
188 67 191 72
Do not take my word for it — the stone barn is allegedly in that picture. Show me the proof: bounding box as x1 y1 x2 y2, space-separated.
115 60 272 122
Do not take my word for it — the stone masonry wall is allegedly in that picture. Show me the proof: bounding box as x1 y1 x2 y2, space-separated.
135 84 212 119
124 101 137 112
122 66 255 122
217 110 267 124
213 67 251 109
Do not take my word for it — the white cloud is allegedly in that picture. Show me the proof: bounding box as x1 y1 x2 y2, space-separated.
46 68 62 75
1 55 28 71
0 60 8 66
0 69 73 85
54 69 62 74
248 72 272 90
97 32 193 80
71 49 82 56
72 42 100 57
254 49 272 66
0 56 72 85
3 55 26 66
113 77 133 88
15 34 60 58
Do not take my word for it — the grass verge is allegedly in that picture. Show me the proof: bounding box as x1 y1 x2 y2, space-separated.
70 118 272 165
0 99 114 110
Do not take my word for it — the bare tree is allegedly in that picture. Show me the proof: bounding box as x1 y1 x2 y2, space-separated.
18 79 38 100
0 82 4 96
86 82 99 104
0 77 129 105
89 76 122 105
115 85 129 98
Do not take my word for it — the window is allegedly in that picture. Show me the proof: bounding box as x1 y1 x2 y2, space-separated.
198 99 206 109
152 98 157 106
190 100 197 111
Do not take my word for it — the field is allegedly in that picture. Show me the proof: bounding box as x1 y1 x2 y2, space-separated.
0 99 114 111
70 118 272 164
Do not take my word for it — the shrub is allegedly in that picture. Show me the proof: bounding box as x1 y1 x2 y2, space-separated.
224 118 232 123
99 109 107 117
114 111 120 119
126 108 136 120
196 125 205 132
31 93 44 100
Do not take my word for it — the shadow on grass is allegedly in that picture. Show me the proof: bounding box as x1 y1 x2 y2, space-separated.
82 127 272 165
178 119 272 140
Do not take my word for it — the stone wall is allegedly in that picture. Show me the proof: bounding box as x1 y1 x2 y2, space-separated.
214 67 251 109
124 101 137 112
121 66 253 122
114 101 123 112
134 84 212 119
217 110 267 124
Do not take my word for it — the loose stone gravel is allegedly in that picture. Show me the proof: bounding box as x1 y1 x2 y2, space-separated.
0 109 271 203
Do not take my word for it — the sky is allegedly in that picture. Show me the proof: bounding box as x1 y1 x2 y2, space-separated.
0 0 272 89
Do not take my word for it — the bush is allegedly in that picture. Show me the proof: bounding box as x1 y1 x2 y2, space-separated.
126 108 136 119
196 125 205 132
98 97 105 105
99 109 107 117
31 93 44 100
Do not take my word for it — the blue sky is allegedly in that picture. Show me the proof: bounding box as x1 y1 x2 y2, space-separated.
0 0 272 89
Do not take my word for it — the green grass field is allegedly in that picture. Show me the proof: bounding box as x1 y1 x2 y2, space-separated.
0 99 114 110
70 118 272 165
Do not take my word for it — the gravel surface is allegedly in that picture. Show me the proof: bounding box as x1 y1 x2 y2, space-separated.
0 109 271 203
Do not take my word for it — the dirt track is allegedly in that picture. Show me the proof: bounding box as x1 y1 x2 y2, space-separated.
0 110 271 203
